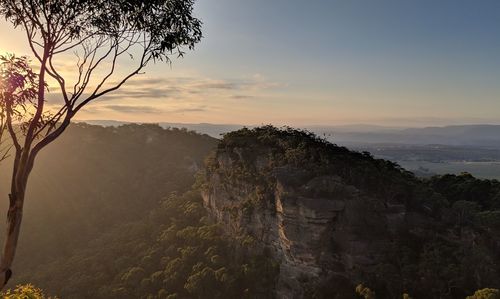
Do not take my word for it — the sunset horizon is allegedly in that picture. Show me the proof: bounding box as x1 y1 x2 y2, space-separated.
1 0 499 127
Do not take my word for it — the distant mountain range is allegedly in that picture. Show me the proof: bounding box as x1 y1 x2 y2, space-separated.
316 124 500 148
79 120 500 148
80 120 243 138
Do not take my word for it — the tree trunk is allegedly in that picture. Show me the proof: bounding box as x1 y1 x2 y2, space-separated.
0 190 24 285
0 151 30 290
0 46 50 291
0 187 25 289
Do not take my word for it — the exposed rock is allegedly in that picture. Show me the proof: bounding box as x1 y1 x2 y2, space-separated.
201 126 500 299
202 156 411 297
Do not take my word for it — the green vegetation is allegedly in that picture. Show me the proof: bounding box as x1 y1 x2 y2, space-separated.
1 284 57 299
349 172 500 299
355 284 376 299
400 161 500 180
426 172 500 210
207 126 430 210
16 191 278 298
354 285 500 299
1 125 499 298
466 289 500 299
0 123 216 273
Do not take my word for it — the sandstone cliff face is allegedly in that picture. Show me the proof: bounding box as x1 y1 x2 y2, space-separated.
201 127 500 299
202 150 417 298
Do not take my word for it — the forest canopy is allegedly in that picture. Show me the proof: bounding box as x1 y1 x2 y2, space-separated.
0 125 498 298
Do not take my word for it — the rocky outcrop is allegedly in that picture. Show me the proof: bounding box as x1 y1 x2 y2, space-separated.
201 127 500 299
202 156 414 297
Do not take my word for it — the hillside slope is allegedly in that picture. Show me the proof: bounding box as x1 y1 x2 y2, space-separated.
0 123 217 290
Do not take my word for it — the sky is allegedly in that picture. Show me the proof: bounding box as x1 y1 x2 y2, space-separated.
1 0 500 127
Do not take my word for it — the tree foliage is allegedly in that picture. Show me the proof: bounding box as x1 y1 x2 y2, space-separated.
356 284 376 299
466 289 500 299
14 190 279 299
0 54 40 162
1 284 57 299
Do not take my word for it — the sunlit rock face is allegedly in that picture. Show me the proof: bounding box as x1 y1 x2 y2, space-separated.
202 139 413 298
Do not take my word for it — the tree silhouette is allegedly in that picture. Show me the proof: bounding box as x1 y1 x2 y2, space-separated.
0 55 39 163
0 0 202 288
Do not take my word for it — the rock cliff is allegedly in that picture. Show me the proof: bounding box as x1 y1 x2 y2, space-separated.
201 126 500 299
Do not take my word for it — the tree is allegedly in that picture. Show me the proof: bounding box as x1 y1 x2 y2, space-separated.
0 0 202 288
450 200 480 236
466 288 500 299
1 283 58 299
355 284 376 299
0 55 37 163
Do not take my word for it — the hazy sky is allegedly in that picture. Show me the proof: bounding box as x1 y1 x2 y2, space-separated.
1 0 500 127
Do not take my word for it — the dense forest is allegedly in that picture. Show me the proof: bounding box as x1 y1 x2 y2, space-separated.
0 124 498 298
0 123 214 273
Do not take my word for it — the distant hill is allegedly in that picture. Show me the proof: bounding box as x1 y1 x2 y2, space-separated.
79 120 500 148
80 120 244 138
321 124 500 148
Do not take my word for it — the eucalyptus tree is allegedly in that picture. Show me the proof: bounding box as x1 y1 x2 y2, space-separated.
0 54 39 163
0 0 202 287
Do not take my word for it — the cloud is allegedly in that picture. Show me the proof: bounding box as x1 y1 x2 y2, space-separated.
190 81 238 90
85 104 209 115
42 74 284 108
103 105 164 114
168 107 207 113
101 89 177 100
230 95 255 100
40 74 284 123
101 75 284 102
45 93 64 104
